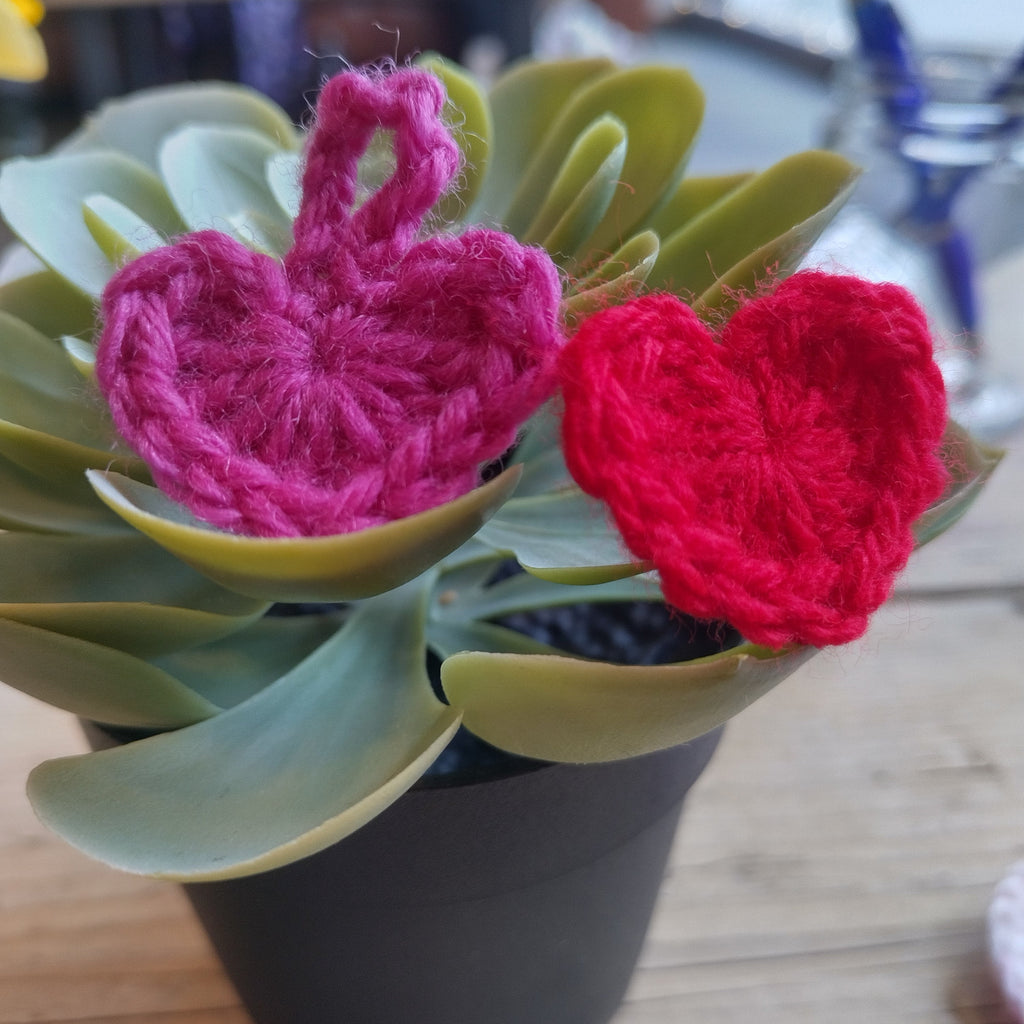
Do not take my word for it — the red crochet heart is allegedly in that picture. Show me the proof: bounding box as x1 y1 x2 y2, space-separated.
96 69 564 538
559 272 949 648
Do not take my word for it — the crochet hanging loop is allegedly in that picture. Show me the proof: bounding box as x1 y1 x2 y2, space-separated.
287 68 461 280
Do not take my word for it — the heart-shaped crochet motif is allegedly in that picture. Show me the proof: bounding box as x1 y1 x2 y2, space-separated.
97 69 564 537
559 271 949 648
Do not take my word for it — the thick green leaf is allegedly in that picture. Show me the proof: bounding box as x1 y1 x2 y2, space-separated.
503 66 704 254
266 151 301 219
0 152 186 296
477 486 645 585
225 209 293 256
417 54 492 223
435 537 502 576
0 312 109 438
522 115 627 262
432 569 660 624
159 125 294 248
0 618 219 728
0 312 138 481
569 228 660 289
442 643 816 762
152 611 348 709
0 532 268 657
0 419 145 491
516 446 572 498
695 169 860 315
472 56 614 225
0 267 95 341
59 81 299 169
28 582 461 880
428 619 562 659
509 401 561 467
86 467 523 602
564 230 659 324
61 336 97 378
648 149 858 300
0 451 129 535
914 421 1003 546
82 194 165 263
643 171 753 240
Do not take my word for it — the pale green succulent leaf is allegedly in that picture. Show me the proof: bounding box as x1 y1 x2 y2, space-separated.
433 568 660 624
472 56 615 225
355 127 397 197
159 125 294 245
516 445 572 498
522 115 627 263
571 228 660 289
564 230 659 324
436 537 502 576
914 421 1004 546
696 167 860 315
152 610 348 709
477 486 645 585
82 193 165 264
642 171 753 240
28 582 462 880
1 600 265 660
428 619 563 659
442 643 816 762
503 66 704 255
0 241 43 282
0 267 95 341
0 452 130 534
417 54 492 223
266 151 301 219
59 80 299 169
0 419 146 490
0 311 121 453
226 209 293 255
0 532 268 656
0 151 186 297
0 618 220 729
509 401 561 467
649 149 858 300
61 335 97 378
86 466 523 602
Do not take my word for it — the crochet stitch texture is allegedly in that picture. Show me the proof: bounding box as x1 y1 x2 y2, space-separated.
96 68 564 538
559 271 949 648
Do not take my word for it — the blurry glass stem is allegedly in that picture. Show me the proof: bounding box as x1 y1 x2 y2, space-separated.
897 160 981 360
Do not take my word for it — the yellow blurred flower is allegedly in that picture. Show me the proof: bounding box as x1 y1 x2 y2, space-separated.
1 0 48 82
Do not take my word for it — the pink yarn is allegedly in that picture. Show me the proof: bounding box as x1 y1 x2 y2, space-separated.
559 272 949 649
96 68 564 537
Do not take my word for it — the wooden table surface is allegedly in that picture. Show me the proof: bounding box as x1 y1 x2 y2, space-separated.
2 242 1023 1023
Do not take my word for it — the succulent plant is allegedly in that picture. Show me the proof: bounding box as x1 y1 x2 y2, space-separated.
0 56 998 881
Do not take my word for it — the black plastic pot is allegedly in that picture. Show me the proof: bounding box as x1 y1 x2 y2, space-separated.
174 728 722 1024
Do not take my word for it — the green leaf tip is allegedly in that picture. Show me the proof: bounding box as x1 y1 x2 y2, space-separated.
86 466 523 602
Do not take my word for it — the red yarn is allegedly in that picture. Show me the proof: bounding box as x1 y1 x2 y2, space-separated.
96 68 564 538
559 271 949 648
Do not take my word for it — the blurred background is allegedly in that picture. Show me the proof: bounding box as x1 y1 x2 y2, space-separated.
2 2 1021 146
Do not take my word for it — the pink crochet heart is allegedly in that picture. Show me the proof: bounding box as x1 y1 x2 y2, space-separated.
97 69 564 537
559 272 949 648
